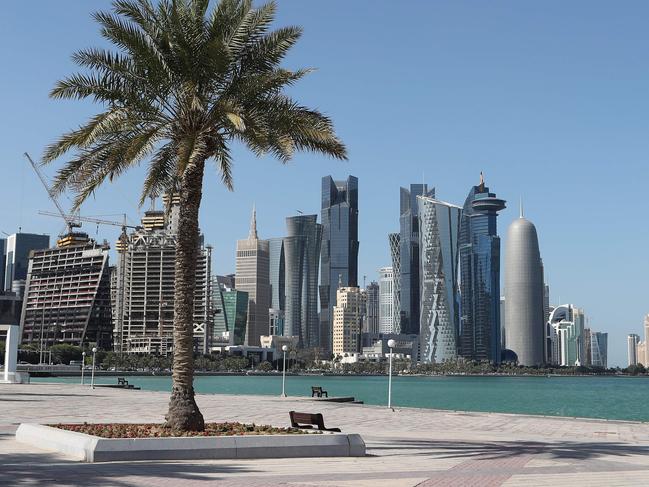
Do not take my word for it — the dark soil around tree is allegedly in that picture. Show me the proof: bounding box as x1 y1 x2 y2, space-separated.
50 422 312 438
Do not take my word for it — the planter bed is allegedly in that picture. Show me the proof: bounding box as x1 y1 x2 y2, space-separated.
16 423 366 462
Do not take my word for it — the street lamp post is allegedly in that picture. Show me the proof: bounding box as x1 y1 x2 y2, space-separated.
281 345 288 397
387 339 396 409
81 351 86 385
91 347 97 389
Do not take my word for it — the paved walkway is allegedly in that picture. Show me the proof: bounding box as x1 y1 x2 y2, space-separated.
2 383 649 486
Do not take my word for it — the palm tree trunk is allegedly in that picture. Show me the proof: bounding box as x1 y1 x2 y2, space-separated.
165 160 206 431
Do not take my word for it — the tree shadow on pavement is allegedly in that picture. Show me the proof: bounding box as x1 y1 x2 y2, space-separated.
369 438 649 461
0 455 257 487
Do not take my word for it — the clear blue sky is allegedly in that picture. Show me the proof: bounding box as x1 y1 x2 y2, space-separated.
1 1 648 367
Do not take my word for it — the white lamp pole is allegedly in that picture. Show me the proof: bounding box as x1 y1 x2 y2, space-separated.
91 347 97 389
387 339 396 409
281 345 288 397
81 351 86 385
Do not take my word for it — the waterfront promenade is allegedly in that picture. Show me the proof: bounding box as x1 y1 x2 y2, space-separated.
2 383 649 486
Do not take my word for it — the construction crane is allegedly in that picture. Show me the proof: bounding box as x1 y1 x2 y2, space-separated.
24 152 81 234
37 211 138 230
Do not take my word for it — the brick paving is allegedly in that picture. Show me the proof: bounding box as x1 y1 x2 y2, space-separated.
2 383 649 486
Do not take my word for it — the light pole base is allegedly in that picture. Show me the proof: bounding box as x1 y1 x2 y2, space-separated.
280 393 287 398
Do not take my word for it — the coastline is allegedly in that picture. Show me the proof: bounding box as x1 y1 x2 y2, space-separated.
23 369 639 378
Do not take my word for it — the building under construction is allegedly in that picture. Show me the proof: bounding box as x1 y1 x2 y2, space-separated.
112 195 212 355
19 233 113 350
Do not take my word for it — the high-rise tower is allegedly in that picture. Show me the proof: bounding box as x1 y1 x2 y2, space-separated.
418 195 462 363
113 201 211 355
399 184 434 335
20 235 112 350
628 334 640 366
378 266 395 333
235 206 271 347
319 176 358 353
458 174 506 363
4 233 50 292
504 206 545 366
284 214 322 348
388 233 401 332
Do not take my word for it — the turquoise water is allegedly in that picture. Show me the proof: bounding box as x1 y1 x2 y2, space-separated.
33 375 649 422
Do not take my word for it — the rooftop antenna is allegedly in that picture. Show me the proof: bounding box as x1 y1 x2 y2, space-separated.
519 196 524 218
296 209 303 215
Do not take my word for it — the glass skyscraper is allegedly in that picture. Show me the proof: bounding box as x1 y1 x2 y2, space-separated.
458 175 506 363
4 233 50 291
222 289 248 346
268 238 285 312
589 331 608 368
399 184 434 336
319 175 358 353
0 238 6 291
284 214 322 348
418 195 462 363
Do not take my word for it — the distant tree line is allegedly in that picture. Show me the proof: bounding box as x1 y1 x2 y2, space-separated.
2 341 647 377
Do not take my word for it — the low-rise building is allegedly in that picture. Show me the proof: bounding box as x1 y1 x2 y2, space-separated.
332 286 363 357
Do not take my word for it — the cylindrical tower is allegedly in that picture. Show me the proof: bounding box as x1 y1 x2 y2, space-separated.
504 215 545 366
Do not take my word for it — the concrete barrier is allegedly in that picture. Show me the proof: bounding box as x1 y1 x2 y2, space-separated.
16 424 366 462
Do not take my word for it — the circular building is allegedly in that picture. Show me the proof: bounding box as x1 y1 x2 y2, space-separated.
504 215 545 366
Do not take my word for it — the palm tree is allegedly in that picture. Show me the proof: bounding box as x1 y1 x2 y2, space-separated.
44 0 347 431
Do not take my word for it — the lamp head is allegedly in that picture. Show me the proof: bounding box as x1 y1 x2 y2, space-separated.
91 347 97 353
387 339 396 349
282 345 288 352
82 351 86 356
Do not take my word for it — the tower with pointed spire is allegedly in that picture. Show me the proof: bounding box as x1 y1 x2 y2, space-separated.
249 204 258 240
235 205 271 346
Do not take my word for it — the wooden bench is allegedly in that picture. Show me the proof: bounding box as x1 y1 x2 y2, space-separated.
289 411 341 432
117 377 129 387
311 386 328 398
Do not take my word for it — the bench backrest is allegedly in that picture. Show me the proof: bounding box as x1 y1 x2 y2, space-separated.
289 411 325 429
311 386 322 392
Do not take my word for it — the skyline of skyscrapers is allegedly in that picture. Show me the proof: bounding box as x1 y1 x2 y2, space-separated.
319 175 359 354
399 184 434 336
458 174 506 363
504 209 545 366
418 195 462 363
5 169 636 367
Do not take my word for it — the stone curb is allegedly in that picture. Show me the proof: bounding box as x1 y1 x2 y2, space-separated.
15 424 366 462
